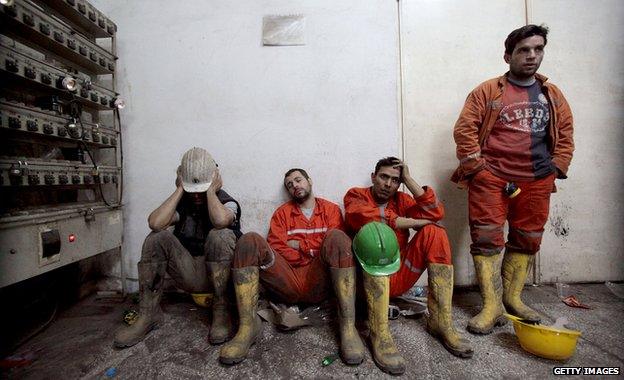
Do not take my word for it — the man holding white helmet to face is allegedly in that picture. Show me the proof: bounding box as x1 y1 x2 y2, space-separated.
114 147 242 348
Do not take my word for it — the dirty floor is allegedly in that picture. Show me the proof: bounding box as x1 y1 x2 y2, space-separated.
2 283 623 379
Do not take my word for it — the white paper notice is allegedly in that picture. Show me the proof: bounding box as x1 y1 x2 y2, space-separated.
262 15 305 46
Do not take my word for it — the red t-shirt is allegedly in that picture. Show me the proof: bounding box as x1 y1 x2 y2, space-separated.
482 80 555 181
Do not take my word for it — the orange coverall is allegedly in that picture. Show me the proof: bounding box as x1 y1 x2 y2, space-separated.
233 198 354 304
344 187 452 297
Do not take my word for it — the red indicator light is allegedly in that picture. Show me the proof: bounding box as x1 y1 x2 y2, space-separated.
68 234 76 242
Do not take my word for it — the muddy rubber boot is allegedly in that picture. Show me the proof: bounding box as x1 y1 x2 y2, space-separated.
426 263 474 358
114 261 166 348
207 261 233 345
330 267 365 365
363 272 405 375
502 252 542 323
467 254 507 334
219 267 262 365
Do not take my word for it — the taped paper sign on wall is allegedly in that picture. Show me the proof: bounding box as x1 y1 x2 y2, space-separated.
262 15 305 46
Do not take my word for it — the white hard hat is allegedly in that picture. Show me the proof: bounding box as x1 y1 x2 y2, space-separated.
179 147 216 193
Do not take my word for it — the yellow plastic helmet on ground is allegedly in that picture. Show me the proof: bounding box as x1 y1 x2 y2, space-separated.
505 313 581 360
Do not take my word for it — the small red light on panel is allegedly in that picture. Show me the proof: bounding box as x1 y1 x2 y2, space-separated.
68 234 76 242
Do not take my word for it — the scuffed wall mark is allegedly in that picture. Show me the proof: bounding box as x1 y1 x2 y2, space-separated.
549 204 570 238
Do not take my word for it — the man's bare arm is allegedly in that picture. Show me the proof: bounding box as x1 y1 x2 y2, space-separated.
148 175 184 231
206 169 235 229
394 216 433 230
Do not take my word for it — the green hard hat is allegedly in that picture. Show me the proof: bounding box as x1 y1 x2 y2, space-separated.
352 221 401 276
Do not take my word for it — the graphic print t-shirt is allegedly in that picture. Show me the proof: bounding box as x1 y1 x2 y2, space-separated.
482 80 556 181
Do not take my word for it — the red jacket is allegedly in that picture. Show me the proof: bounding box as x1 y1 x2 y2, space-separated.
343 186 444 251
267 197 344 267
452 73 574 187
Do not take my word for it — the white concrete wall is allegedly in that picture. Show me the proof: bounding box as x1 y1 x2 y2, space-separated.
92 1 400 289
400 0 624 284
92 1 623 289
529 0 624 283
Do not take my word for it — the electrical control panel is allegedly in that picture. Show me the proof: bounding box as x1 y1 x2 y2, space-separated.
0 0 122 288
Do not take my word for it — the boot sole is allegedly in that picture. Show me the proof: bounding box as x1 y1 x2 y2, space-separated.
440 340 474 359
426 326 474 359
218 319 263 365
209 332 232 345
113 323 158 348
341 354 364 366
372 355 405 376
466 316 507 335
503 307 541 324
218 338 258 366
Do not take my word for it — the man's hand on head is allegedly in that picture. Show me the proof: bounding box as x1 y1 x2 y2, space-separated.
392 159 413 183
207 169 223 194
391 159 425 197
175 167 183 189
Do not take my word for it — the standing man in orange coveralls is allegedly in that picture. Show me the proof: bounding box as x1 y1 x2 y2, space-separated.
344 157 473 373
219 168 365 366
452 25 574 334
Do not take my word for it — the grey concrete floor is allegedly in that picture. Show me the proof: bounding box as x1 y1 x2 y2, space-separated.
2 283 623 379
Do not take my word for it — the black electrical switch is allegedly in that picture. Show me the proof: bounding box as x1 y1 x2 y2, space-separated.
24 67 36 79
53 31 65 43
41 73 52 85
28 175 40 185
5 59 18 73
39 23 51 35
23 14 35 27
9 117 21 129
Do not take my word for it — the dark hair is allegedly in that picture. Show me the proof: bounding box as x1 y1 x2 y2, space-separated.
284 168 310 181
504 24 549 55
374 157 402 175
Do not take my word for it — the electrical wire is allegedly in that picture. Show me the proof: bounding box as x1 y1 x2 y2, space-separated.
114 107 124 205
67 94 114 207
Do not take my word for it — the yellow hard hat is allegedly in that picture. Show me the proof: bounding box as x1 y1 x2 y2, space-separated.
190 293 213 308
505 313 581 360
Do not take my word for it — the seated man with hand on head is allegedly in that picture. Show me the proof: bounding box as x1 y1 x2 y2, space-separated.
343 157 473 374
114 147 241 348
219 168 366 367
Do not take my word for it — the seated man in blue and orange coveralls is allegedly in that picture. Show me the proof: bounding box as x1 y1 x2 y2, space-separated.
218 168 366 367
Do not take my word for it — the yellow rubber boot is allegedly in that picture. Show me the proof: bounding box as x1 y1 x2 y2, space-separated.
330 267 365 365
426 263 474 358
502 252 542 323
467 254 507 334
363 272 405 375
219 267 262 365
207 261 232 344
114 261 166 348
